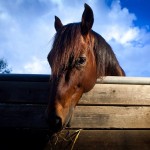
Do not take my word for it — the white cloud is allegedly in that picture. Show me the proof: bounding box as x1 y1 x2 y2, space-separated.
120 28 139 44
93 0 139 45
104 25 140 45
23 56 50 74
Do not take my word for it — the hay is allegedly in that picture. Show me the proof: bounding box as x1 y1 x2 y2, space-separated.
44 129 82 150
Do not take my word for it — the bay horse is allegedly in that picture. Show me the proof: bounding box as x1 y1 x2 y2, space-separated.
46 3 125 133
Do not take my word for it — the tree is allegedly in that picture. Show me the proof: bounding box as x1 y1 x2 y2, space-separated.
0 58 12 74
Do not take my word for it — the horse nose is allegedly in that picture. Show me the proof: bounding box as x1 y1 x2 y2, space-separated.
46 114 62 132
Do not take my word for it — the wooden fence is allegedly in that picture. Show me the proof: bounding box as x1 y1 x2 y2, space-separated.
0 74 150 150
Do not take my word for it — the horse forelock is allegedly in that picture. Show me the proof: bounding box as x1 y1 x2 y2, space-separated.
49 23 84 75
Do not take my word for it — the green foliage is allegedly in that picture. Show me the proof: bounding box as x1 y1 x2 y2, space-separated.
0 58 12 74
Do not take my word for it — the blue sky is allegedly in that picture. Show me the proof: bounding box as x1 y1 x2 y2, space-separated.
0 0 150 76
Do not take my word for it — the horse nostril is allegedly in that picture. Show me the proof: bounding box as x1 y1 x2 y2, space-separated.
55 116 62 128
51 116 62 132
55 116 60 124
46 115 62 132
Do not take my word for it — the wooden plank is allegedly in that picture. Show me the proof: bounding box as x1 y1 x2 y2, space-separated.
44 130 150 150
0 74 150 85
81 84 150 105
1 81 150 105
72 106 150 128
98 76 150 85
70 130 150 150
0 104 48 129
0 104 150 129
1 129 150 150
0 74 150 105
0 81 49 103
0 74 50 82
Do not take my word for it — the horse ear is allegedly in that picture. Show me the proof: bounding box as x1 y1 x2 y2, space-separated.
81 3 94 35
54 16 63 31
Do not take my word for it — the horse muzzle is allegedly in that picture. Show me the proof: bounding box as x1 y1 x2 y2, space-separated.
45 112 63 133
45 106 74 133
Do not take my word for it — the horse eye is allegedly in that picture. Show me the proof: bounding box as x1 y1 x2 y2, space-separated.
76 56 86 66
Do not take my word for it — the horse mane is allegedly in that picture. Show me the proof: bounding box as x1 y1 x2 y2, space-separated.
49 23 123 76
91 31 122 76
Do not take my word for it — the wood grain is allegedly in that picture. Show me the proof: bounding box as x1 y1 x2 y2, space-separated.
44 130 150 150
81 84 150 105
1 82 150 105
73 130 150 150
1 129 150 150
0 104 150 129
72 106 150 128
97 76 150 85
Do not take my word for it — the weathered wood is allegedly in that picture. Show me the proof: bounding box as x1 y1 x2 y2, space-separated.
45 130 150 150
72 106 150 128
81 84 150 105
0 81 49 103
0 104 150 129
98 76 150 85
1 74 150 149
1 82 150 105
73 130 150 150
1 129 150 150
0 104 48 129
1 74 150 85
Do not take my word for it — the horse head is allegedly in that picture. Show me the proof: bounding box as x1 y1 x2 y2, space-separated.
46 3 125 133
